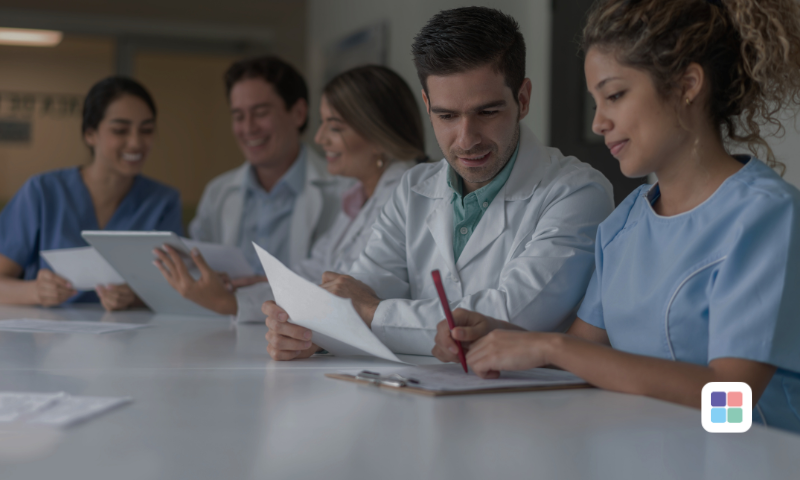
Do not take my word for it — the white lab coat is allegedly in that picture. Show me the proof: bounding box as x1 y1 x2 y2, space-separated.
348 125 615 355
234 160 414 322
188 145 350 270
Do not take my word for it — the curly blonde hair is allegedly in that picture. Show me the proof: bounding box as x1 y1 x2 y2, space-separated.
582 0 800 173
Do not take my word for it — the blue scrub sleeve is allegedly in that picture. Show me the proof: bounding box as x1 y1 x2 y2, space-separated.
156 191 184 236
708 194 800 373
577 257 605 329
0 179 41 270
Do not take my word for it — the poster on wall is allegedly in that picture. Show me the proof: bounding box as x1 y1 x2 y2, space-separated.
0 91 82 143
323 22 388 85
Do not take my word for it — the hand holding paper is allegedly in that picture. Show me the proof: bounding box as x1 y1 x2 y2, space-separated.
253 243 405 364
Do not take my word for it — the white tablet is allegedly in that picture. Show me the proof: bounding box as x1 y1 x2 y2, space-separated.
81 231 221 317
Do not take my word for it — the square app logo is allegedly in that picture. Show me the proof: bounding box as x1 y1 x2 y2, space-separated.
701 382 752 433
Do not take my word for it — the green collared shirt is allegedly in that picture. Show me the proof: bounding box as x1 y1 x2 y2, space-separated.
447 142 519 262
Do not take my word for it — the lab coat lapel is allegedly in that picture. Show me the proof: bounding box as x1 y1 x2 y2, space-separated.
425 199 458 279
289 153 324 269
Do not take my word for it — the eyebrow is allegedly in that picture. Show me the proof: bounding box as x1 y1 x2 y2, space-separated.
595 77 621 90
430 99 507 114
325 116 344 123
230 102 272 114
109 118 154 125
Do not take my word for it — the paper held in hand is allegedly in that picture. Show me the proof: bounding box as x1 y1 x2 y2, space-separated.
253 243 407 364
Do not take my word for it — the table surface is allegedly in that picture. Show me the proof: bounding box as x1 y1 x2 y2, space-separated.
1 305 798 480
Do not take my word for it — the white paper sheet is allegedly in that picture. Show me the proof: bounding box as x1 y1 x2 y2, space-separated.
0 319 149 334
40 247 124 291
0 392 131 427
182 239 255 278
253 243 407 364
340 364 587 392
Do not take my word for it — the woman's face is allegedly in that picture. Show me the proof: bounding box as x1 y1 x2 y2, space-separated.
585 47 688 178
84 94 155 177
314 95 382 180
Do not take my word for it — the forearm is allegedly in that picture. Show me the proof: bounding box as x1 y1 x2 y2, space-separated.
0 277 38 305
545 334 721 409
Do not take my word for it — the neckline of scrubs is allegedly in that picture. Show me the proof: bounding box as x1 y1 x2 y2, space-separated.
645 155 753 220
73 166 141 230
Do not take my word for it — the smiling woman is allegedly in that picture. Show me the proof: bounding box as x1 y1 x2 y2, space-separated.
0 76 183 311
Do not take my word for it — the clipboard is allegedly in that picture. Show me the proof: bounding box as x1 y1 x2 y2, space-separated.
325 370 593 397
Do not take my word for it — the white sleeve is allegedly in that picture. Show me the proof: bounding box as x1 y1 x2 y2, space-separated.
234 282 274 323
369 178 614 355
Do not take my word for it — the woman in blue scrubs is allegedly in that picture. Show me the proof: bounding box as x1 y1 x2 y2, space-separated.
432 0 800 433
0 77 182 310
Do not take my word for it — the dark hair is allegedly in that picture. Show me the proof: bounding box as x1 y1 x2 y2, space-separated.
82 76 156 135
582 0 800 172
224 55 309 133
411 7 526 102
324 65 427 163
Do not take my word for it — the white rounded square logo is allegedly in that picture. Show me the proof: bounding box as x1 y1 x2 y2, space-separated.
701 382 752 433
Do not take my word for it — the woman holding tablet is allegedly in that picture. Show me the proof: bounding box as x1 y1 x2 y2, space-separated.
155 65 426 328
432 0 800 433
0 77 183 310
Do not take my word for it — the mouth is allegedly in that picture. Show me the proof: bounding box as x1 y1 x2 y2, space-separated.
324 151 342 162
244 138 268 148
122 153 143 163
607 140 629 157
457 151 491 168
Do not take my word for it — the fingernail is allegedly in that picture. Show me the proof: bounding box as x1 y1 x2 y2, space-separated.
192 248 199 255
304 331 312 340
304 341 312 348
449 346 458 354
279 313 288 322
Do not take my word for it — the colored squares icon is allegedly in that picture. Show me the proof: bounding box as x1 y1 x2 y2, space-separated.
702 382 752 433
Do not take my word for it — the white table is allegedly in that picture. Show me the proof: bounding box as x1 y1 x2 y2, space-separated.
1 305 798 480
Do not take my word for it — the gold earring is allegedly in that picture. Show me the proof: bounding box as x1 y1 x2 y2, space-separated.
685 97 693 106
376 155 385 169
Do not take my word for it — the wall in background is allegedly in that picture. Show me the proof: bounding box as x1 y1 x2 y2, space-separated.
306 0 551 160
0 36 114 200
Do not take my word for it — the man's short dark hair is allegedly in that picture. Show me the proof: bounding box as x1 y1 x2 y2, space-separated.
224 55 309 132
411 7 526 103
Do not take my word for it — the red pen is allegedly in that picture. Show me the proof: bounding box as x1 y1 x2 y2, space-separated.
431 269 468 373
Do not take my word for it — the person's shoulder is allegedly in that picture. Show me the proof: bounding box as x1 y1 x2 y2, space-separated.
403 158 446 185
728 157 800 209
202 164 248 194
20 167 80 195
135 175 181 200
596 184 649 249
545 147 613 192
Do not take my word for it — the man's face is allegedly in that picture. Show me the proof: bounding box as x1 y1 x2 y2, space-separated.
423 64 531 192
229 78 307 168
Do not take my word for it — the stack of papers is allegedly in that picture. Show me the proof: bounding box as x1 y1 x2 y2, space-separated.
40 247 124 291
0 319 149 334
0 392 131 427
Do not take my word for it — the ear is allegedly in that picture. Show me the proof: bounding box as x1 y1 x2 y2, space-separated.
290 98 309 130
421 89 431 115
517 78 532 121
681 62 705 104
84 128 98 148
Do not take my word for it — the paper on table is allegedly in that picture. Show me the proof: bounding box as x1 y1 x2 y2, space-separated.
182 238 255 278
0 392 131 427
253 243 407 364
340 364 587 392
0 319 149 334
40 247 124 291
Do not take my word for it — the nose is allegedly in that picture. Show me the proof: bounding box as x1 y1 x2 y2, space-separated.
592 107 612 137
455 116 481 152
314 122 326 146
244 113 260 136
128 130 143 150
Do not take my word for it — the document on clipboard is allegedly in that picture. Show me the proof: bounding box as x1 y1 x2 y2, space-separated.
326 364 590 396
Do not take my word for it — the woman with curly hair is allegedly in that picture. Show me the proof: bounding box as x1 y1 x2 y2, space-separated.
431 0 800 433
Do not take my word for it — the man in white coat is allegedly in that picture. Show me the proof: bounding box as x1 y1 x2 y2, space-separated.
263 7 614 358
169 56 347 315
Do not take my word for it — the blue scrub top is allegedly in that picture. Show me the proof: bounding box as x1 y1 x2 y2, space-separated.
0 167 183 303
578 156 800 434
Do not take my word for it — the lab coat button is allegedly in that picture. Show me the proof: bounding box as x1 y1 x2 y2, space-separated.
459 227 468 235
482 202 489 209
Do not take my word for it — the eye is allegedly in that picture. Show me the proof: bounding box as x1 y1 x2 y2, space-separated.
111 129 128 135
140 127 155 135
607 90 626 102
437 114 453 120
479 110 499 116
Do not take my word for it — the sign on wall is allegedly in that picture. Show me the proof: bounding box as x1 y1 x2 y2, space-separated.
0 91 83 143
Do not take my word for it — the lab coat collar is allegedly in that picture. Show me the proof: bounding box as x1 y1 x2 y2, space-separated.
411 124 548 201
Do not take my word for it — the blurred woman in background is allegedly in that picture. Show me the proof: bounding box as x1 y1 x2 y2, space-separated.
0 76 183 310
